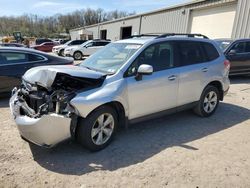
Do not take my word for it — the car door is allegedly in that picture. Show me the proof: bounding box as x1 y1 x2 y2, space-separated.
0 52 28 92
175 41 213 106
125 41 179 119
83 42 98 56
225 41 250 74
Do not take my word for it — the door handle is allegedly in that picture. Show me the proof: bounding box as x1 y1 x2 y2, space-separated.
168 75 177 81
202 68 208 72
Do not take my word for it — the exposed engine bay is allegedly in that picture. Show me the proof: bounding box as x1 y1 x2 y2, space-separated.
16 73 105 119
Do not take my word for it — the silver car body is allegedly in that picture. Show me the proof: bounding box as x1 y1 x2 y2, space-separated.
64 40 107 57
10 37 230 147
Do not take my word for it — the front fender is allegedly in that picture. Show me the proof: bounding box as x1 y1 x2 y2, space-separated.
70 79 128 118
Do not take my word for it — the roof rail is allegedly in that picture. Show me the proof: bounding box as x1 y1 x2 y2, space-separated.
129 34 160 38
156 33 209 39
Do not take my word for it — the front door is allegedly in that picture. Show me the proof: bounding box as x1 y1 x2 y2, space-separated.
125 41 179 119
226 41 250 74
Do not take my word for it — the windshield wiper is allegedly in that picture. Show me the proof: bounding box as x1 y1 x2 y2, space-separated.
82 65 114 75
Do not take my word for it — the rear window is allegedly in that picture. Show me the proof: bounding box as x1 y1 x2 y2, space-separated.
0 52 27 64
203 42 220 61
177 41 206 66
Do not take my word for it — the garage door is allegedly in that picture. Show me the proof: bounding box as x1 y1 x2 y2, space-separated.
189 3 236 39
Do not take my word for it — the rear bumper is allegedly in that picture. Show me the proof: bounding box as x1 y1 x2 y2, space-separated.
9 92 72 147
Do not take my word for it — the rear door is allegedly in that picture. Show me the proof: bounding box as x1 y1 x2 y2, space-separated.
175 41 219 106
225 41 250 74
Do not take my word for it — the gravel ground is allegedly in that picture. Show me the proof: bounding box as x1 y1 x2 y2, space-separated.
0 76 249 188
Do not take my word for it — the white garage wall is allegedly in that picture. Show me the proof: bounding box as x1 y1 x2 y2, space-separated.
189 3 237 39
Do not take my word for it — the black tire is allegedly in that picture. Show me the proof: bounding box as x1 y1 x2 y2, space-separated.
58 49 64 56
193 85 220 117
76 106 118 152
73 51 82 60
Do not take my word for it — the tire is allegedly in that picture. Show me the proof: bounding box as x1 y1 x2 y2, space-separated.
58 49 64 56
73 51 82 60
76 106 118 152
193 85 220 117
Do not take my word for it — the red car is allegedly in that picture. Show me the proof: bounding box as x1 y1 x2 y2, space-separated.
32 42 58 52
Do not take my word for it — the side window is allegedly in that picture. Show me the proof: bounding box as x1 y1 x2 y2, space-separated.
126 42 174 76
0 52 28 65
245 42 250 53
71 41 79 45
85 42 94 48
28 54 45 61
231 42 246 53
203 42 220 61
177 41 206 66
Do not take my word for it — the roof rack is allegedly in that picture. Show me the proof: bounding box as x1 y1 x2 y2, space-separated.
156 33 209 39
129 34 160 38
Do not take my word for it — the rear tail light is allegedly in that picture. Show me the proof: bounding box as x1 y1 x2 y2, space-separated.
224 59 230 69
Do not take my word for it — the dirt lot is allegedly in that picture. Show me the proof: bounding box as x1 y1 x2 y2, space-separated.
0 76 249 188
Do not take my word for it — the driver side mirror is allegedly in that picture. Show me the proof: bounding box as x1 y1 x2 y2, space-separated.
228 49 236 56
135 64 153 81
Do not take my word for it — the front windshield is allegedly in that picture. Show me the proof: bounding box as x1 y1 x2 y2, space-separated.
215 40 232 50
80 43 142 73
65 40 72 45
80 41 90 47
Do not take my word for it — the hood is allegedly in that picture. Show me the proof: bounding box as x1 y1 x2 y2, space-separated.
53 44 65 49
23 65 105 88
65 46 80 51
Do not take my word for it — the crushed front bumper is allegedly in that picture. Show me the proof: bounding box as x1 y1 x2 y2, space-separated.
9 92 72 147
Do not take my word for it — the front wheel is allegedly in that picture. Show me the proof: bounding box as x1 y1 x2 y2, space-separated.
58 49 64 56
194 85 219 117
73 51 82 60
76 106 118 151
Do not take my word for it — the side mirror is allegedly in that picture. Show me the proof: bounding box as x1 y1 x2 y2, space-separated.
135 64 153 81
228 49 236 56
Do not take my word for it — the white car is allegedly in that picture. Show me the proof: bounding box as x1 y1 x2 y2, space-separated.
52 40 86 56
64 40 110 60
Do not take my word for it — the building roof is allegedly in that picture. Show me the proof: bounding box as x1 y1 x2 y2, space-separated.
70 0 206 32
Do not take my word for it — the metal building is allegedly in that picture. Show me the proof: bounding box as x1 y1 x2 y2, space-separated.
70 0 250 41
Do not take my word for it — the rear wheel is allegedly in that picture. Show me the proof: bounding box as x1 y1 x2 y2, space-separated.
194 85 219 117
76 106 117 151
73 51 82 60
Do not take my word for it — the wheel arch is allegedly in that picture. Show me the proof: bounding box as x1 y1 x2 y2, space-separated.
73 101 127 138
206 81 224 101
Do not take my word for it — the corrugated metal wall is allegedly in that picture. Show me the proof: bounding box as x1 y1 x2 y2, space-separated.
71 0 245 40
232 0 250 38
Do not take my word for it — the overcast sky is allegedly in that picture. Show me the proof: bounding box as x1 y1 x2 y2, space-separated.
0 0 191 17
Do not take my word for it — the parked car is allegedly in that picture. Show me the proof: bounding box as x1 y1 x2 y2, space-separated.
0 43 27 48
35 38 53 45
64 39 110 60
9 33 230 151
32 42 58 52
214 39 232 50
222 39 250 75
0 47 73 93
52 40 87 56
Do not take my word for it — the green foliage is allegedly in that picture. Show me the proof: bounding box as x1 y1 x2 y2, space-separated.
0 9 135 38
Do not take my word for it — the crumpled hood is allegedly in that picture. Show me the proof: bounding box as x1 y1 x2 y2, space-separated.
23 65 105 88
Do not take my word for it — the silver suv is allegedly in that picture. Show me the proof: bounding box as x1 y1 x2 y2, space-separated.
10 33 230 151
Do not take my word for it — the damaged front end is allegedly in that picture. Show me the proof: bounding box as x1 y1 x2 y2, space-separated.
10 66 105 147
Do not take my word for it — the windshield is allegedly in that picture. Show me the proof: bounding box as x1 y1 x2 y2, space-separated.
65 40 72 45
80 41 90 47
80 43 142 73
215 40 232 50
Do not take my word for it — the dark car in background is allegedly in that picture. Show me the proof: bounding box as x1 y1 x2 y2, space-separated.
0 43 27 48
35 38 53 45
222 39 250 75
32 42 58 52
0 47 73 93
